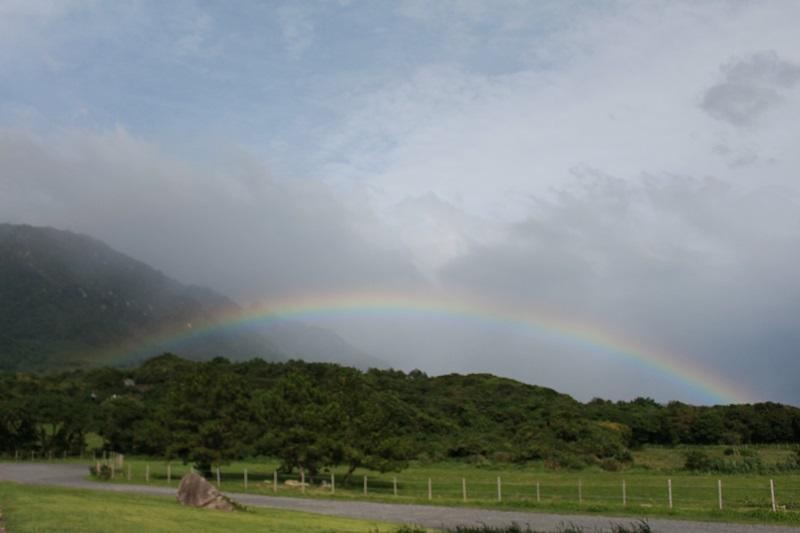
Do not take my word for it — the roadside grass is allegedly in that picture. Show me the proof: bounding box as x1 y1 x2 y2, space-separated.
0 481 418 532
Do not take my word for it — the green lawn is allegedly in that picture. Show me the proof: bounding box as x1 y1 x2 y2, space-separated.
0 482 417 532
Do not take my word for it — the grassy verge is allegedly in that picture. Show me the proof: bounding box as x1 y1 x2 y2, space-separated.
0 481 419 532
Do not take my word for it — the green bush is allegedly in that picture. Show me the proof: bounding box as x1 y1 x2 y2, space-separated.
89 464 112 480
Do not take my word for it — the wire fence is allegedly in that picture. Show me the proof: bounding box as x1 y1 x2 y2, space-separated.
4 451 800 515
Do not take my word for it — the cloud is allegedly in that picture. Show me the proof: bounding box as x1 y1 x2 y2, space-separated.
277 4 316 59
439 173 800 402
701 51 800 126
0 127 422 301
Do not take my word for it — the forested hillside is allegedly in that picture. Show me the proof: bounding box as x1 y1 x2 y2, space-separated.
0 224 377 371
2 355 798 476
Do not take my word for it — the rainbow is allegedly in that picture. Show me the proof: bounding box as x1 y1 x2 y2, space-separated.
103 291 754 405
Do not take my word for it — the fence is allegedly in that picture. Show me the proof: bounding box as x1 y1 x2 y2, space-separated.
4 451 800 515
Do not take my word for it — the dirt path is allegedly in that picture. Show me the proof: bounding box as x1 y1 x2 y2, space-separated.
0 463 796 532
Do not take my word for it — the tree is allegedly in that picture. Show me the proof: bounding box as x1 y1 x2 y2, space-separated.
254 366 342 476
157 358 256 476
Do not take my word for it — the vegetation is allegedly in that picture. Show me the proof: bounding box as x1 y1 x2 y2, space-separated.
2 354 800 477
0 482 410 532
87 455 800 524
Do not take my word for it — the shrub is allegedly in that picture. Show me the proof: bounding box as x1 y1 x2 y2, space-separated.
684 450 713 471
89 464 112 480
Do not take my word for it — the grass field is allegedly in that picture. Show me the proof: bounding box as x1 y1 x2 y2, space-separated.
72 445 800 527
0 482 415 532
4 445 800 527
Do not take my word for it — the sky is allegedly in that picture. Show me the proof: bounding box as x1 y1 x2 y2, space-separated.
2 0 799 405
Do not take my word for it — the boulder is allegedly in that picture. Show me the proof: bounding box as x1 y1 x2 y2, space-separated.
176 472 239 512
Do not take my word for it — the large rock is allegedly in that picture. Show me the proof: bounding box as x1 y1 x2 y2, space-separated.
176 472 239 512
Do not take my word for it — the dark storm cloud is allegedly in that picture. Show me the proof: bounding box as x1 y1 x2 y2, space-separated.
701 51 800 126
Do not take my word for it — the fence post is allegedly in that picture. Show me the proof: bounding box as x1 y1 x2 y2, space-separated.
331 472 335 494
244 468 248 491
110 462 115 479
622 479 626 507
393 476 398 497
428 478 432 501
167 464 171 484
216 466 221 488
301 469 305 494
497 476 502 502
14 449 18 462
127 464 131 481
273 470 278 493
578 479 582 505
770 479 776 512
536 481 540 503
363 475 367 496
48 450 52 462
668 479 673 510
717 479 723 510
462 477 467 502
145 464 150 482
63 450 67 460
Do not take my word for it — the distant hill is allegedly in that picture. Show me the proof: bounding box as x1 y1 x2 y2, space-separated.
0 223 380 372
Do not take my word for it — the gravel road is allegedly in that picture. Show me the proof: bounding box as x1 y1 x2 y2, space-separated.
1 463 796 532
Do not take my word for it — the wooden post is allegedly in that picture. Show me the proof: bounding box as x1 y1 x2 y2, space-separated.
31 451 35 461
127 464 131 481
216 466 221 487
668 479 673 510
462 477 467 502
110 462 115 479
331 472 335 494
363 475 367 496
427 478 432 501
14 449 18 462
717 479 723 510
167 464 171 484
536 481 540 503
393 476 397 497
95 461 100 476
497 476 502 502
301 469 306 494
145 464 150 482
578 479 582 505
244 468 248 491
63 450 67 460
273 470 278 493
622 479 626 507
770 479 777 512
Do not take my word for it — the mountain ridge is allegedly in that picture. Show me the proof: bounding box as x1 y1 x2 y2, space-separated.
0 223 381 371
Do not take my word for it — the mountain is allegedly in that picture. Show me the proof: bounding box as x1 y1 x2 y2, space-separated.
0 223 379 372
